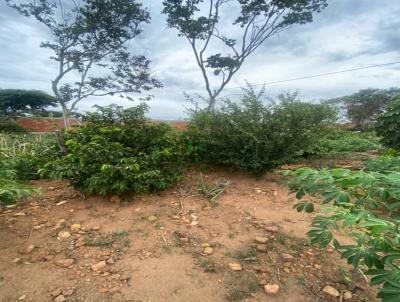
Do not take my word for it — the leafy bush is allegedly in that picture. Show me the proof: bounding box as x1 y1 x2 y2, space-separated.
0 115 26 133
187 89 336 176
285 166 400 302
376 95 400 150
310 128 381 154
0 133 58 180
0 157 39 205
365 155 400 173
42 104 185 195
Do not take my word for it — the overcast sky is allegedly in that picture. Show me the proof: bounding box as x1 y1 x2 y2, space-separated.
0 0 399 120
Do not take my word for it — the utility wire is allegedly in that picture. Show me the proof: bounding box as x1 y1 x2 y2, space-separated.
220 60 400 93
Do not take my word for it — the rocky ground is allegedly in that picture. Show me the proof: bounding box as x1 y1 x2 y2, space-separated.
0 165 378 302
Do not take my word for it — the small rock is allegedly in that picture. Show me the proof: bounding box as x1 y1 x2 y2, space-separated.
204 247 214 255
256 244 267 252
264 225 279 233
14 212 26 217
264 283 280 295
58 231 71 240
54 295 66 302
56 200 69 206
31 250 50 263
254 236 268 244
110 195 121 203
313 263 322 269
281 253 295 262
50 289 62 297
228 262 242 271
200 243 211 248
55 259 75 268
62 287 75 296
20 244 35 255
91 225 100 231
147 215 158 222
18 295 26 300
322 285 340 297
106 257 115 264
343 291 353 300
70 224 81 232
91 260 107 272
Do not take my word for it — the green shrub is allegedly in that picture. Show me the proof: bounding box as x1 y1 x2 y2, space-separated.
376 95 400 150
285 166 400 302
0 115 26 133
365 155 400 172
0 158 39 205
41 104 185 195
309 128 381 154
0 133 59 180
187 89 336 176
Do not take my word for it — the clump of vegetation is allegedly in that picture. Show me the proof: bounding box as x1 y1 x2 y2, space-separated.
310 128 381 154
225 271 259 301
196 173 231 203
0 157 39 205
0 115 26 133
376 95 400 150
187 87 336 176
42 104 185 195
285 162 400 302
365 155 400 172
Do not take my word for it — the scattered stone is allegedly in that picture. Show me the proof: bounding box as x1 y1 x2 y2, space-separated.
18 294 26 300
254 236 268 244
280 253 295 262
50 289 62 297
110 195 121 203
62 287 75 296
56 200 69 206
106 257 115 264
20 244 35 255
343 291 353 300
14 212 26 217
99 288 109 293
55 259 75 268
322 285 340 297
264 283 280 295
256 244 267 253
75 237 86 248
200 243 211 248
70 224 81 232
204 247 214 255
147 215 158 222
313 263 322 270
264 225 279 233
91 225 100 231
91 260 107 272
31 250 50 263
54 295 66 302
58 231 71 240
228 263 242 271
12 258 23 264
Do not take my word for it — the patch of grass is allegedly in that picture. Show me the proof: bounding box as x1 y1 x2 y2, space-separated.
231 247 258 263
85 230 129 247
197 257 218 273
225 271 259 301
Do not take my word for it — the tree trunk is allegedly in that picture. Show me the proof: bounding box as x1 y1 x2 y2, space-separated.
61 107 70 130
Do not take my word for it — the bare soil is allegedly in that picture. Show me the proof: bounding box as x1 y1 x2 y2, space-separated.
0 166 378 302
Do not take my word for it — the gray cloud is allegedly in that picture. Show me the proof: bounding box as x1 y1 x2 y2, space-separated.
0 0 399 120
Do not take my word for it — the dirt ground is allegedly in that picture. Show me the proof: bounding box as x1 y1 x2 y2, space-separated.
0 164 378 302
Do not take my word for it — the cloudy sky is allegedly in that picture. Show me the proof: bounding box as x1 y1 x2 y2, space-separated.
0 0 399 120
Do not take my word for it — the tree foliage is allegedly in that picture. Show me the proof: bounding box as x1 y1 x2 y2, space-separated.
6 0 161 127
187 85 336 176
376 95 400 150
0 89 57 116
327 88 400 130
162 0 328 109
41 104 185 195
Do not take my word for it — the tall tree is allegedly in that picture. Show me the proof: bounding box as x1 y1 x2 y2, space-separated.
162 0 328 110
0 89 57 116
6 0 161 128
328 88 400 129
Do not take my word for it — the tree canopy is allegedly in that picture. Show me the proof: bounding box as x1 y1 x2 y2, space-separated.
6 0 161 127
327 88 400 129
0 89 57 115
162 0 328 109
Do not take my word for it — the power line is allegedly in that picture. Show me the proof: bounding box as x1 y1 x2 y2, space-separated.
222 60 400 92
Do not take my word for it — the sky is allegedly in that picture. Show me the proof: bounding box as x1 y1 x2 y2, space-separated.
0 0 399 120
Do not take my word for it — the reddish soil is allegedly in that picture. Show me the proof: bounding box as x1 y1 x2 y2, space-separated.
0 168 378 302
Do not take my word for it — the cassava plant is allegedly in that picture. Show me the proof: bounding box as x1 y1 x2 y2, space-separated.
284 165 400 302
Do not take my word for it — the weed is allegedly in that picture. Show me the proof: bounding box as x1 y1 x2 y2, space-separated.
85 230 129 247
196 173 231 203
232 247 258 263
197 258 218 273
225 271 259 301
